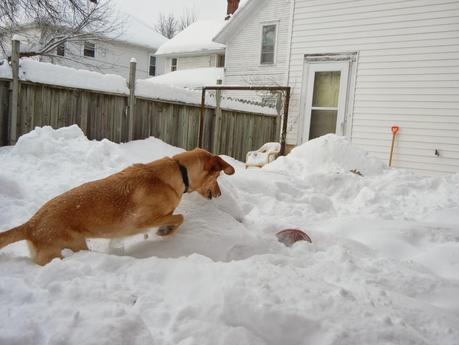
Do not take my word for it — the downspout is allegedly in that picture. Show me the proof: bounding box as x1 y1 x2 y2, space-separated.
285 0 296 86
282 0 296 147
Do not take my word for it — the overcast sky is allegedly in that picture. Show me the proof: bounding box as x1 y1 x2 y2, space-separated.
113 0 233 25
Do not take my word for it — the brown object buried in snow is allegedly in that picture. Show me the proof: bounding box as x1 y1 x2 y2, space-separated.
276 229 312 247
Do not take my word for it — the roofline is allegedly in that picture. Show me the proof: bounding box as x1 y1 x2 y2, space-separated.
9 22 165 50
154 48 225 58
213 0 263 43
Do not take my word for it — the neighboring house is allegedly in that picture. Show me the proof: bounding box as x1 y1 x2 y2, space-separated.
214 0 459 175
3 17 168 80
154 20 227 73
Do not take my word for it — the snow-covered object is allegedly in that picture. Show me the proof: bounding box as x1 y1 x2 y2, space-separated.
136 79 277 115
2 128 459 345
111 15 168 49
246 142 280 168
17 59 129 94
0 59 275 115
266 134 386 176
144 67 224 88
155 20 227 56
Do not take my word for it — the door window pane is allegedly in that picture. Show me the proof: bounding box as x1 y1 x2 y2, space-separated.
312 71 340 107
309 109 338 139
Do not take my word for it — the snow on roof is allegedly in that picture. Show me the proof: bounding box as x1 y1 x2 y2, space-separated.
155 20 226 56
111 15 168 50
144 67 224 88
214 0 260 43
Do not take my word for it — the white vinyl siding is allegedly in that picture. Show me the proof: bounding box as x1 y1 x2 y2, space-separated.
286 0 459 174
224 0 291 86
166 54 220 71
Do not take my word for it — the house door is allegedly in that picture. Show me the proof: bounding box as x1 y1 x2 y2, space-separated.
302 61 350 141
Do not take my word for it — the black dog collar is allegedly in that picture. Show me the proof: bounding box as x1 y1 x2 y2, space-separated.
175 160 189 193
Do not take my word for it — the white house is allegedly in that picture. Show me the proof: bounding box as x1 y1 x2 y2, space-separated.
214 0 459 175
4 17 168 80
155 20 227 73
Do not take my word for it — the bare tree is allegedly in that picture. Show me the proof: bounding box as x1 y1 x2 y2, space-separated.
0 0 120 59
154 8 197 39
154 13 178 39
178 8 197 32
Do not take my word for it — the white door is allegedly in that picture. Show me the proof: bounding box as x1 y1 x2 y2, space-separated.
302 61 350 141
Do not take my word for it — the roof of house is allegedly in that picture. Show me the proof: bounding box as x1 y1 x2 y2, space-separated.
155 20 227 57
9 16 168 51
213 0 262 43
107 15 168 50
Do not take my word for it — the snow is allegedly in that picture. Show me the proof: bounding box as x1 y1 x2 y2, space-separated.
144 67 224 88
111 15 168 50
0 59 129 94
137 77 277 115
1 127 459 345
155 20 226 56
0 59 274 115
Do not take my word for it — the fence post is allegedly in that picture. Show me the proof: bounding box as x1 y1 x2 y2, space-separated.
212 79 223 154
9 38 20 145
128 58 136 141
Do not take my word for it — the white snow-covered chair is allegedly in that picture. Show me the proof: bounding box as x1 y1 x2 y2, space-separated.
245 142 281 168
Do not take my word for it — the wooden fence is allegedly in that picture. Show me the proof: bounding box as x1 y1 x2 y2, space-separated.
0 78 280 161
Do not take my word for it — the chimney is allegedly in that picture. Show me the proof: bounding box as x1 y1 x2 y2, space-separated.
225 0 240 20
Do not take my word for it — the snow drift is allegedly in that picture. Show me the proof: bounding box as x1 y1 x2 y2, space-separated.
1 126 459 345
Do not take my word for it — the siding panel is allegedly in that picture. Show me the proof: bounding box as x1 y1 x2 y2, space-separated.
285 0 459 174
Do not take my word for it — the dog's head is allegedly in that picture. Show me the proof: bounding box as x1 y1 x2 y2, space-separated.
174 148 235 199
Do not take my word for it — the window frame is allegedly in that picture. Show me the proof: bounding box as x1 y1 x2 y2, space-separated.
83 41 95 58
171 58 178 72
56 42 65 57
149 55 156 76
259 22 278 66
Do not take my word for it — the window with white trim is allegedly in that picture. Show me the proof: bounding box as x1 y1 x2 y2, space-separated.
260 24 276 65
149 56 156 76
56 42 65 56
83 42 95 58
171 58 177 72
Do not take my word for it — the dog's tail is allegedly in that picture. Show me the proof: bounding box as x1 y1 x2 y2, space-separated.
0 224 28 249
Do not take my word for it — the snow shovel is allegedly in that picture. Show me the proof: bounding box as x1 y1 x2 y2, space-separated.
388 125 399 167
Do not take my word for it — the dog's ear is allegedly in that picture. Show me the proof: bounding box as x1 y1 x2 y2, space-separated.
207 155 235 175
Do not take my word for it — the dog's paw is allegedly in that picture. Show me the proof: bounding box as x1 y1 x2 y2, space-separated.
156 226 175 236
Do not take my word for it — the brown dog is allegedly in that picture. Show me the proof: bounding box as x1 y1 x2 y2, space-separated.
0 148 235 265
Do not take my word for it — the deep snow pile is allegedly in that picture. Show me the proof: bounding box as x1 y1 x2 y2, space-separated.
1 127 459 345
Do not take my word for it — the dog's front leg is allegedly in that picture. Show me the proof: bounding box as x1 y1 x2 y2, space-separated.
154 214 184 237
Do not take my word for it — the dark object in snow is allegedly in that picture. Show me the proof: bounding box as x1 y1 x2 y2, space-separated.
350 169 363 177
276 229 312 247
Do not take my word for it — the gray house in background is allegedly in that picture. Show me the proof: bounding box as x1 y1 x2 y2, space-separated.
3 17 168 80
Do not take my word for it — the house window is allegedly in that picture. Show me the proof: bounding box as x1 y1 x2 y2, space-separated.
171 58 177 72
217 54 225 67
56 43 65 56
260 24 276 65
149 56 156 76
84 42 95 57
